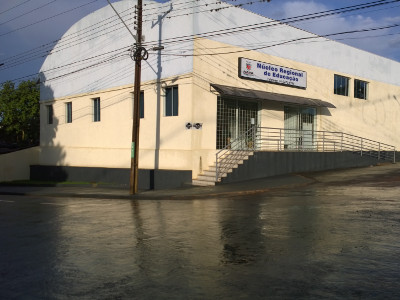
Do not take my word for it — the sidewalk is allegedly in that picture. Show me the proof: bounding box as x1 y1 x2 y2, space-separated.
0 173 313 200
0 163 399 200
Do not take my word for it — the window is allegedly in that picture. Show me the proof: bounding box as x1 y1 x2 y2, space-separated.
334 74 349 96
46 105 53 125
165 86 178 116
66 102 72 123
354 79 368 100
140 91 144 119
93 97 100 122
131 91 144 118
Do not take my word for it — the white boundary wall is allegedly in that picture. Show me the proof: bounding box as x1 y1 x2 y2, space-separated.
0 147 40 182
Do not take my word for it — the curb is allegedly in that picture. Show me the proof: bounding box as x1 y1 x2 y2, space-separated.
0 175 315 200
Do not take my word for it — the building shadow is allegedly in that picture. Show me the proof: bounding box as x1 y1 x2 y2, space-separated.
30 72 67 183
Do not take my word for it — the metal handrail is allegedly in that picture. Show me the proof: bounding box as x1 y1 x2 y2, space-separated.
215 126 396 182
216 126 257 182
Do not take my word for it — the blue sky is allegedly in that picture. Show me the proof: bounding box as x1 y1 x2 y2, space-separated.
1 0 400 84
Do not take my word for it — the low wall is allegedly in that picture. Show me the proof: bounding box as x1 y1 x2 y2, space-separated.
0 147 40 182
30 165 192 190
221 151 387 184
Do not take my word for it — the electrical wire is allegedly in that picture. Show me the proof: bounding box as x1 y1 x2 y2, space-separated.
1 0 397 70
155 0 400 21
1 0 400 84
158 23 400 57
0 0 100 38
0 0 32 16
0 6 136 69
143 0 400 48
0 0 57 26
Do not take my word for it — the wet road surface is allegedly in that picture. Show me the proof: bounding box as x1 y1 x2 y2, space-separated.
1 170 400 299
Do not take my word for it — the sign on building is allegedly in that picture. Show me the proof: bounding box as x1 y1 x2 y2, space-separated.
238 57 307 89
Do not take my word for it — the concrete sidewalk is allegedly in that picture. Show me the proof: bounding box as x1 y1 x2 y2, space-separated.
0 173 313 200
0 163 399 200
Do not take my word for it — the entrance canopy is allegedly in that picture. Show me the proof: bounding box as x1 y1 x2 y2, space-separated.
211 84 336 108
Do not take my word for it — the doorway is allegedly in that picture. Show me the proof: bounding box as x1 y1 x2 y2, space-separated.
217 97 258 149
284 106 316 150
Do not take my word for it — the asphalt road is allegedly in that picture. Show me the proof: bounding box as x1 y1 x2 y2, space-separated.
1 166 400 299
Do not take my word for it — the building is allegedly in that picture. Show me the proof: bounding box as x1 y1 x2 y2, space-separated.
36 0 400 188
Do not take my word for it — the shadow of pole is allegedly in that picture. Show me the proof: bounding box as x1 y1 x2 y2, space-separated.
152 5 172 170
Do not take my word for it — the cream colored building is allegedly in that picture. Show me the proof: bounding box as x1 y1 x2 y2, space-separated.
37 0 400 188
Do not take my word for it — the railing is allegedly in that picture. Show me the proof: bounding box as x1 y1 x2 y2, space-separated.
215 126 257 182
215 126 396 182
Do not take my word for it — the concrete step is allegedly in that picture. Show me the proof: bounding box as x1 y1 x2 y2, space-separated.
196 174 217 182
192 179 215 186
208 163 240 172
220 156 249 163
219 152 253 160
206 166 231 176
202 170 217 177
193 150 255 186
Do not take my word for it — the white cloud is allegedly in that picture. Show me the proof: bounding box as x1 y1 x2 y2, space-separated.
279 1 400 60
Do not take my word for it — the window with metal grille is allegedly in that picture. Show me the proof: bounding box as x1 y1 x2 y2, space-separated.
93 97 100 122
334 74 349 96
66 102 72 123
165 86 178 116
354 79 368 100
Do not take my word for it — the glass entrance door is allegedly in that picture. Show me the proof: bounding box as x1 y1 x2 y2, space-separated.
217 97 258 149
284 106 316 150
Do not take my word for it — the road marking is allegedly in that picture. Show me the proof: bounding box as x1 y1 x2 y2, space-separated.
0 200 15 203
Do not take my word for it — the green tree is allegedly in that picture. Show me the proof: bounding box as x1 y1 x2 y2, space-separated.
0 80 40 147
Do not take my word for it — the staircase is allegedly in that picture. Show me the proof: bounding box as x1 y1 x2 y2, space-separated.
192 150 254 186
191 127 396 187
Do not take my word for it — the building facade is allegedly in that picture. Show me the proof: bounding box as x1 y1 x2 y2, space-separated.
38 0 400 187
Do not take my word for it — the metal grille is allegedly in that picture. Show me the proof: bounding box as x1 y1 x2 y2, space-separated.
217 97 258 149
284 106 316 150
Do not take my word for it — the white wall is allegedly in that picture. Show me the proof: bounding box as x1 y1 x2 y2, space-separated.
40 0 193 100
40 0 400 101
0 147 40 182
38 0 400 178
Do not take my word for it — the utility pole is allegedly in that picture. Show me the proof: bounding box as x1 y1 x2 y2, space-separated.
130 0 147 194
107 0 164 194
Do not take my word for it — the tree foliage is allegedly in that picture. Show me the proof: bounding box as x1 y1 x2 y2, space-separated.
0 80 40 147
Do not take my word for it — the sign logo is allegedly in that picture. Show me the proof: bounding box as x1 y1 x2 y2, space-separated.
246 62 252 70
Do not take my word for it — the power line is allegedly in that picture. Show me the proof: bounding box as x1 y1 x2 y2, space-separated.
13 22 398 86
0 0 32 16
3 52 127 85
159 23 400 57
0 5 136 69
0 0 100 38
153 0 399 21
2 0 400 83
0 0 57 26
41 46 130 75
1 0 396 69
143 0 400 48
